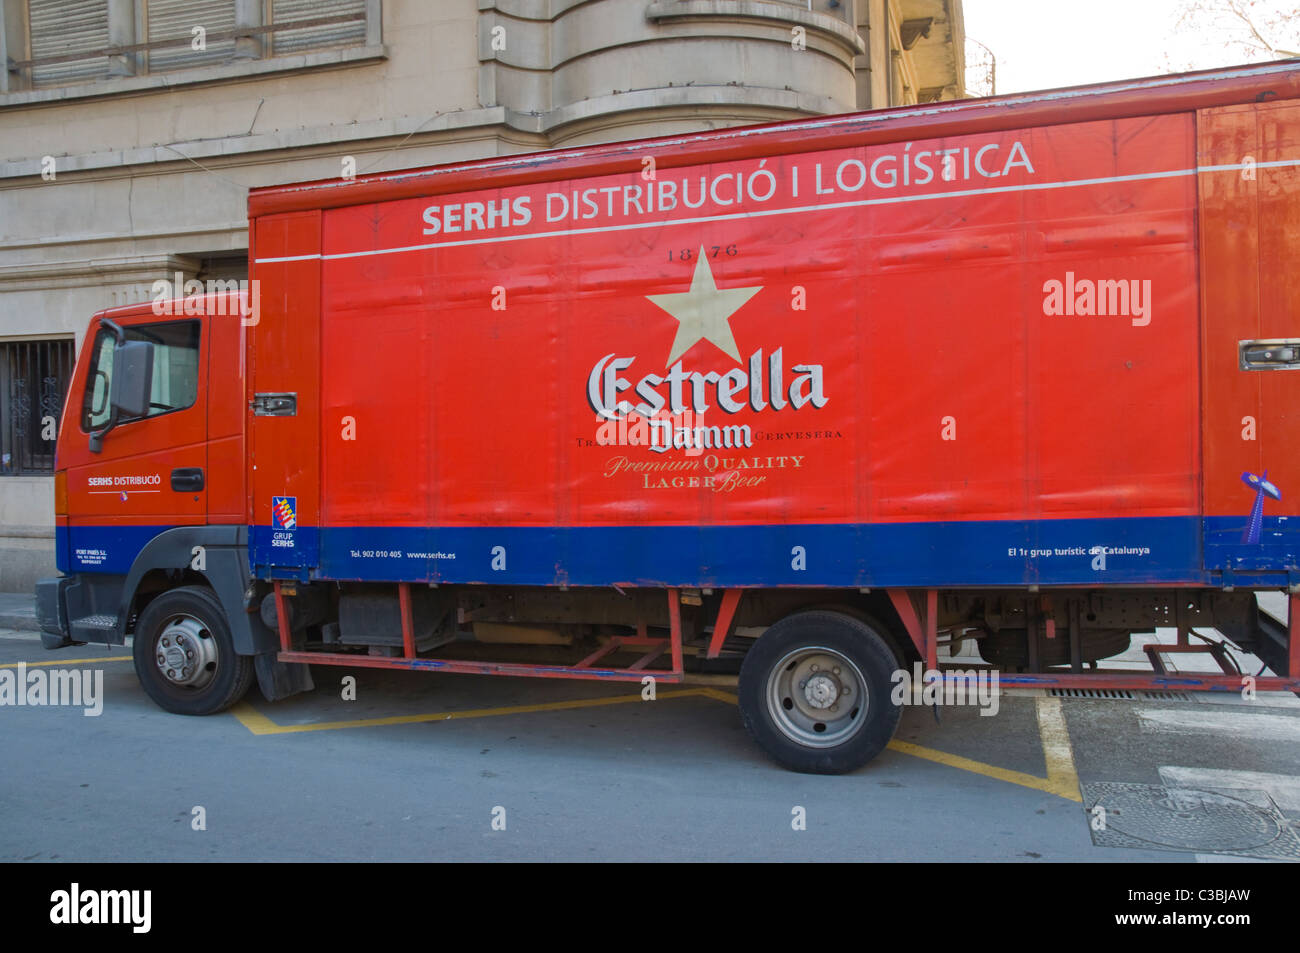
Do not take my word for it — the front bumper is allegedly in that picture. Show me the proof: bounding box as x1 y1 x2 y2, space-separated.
35 576 72 649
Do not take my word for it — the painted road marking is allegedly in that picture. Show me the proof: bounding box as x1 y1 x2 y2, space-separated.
887 697 1081 803
1158 766 1300 812
230 687 739 736
232 685 1083 801
3 651 1085 802
888 740 1080 802
0 656 131 669
1137 707 1300 742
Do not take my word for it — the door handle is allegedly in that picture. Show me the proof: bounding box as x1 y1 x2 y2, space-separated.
251 392 297 416
1240 339 1300 370
171 467 205 492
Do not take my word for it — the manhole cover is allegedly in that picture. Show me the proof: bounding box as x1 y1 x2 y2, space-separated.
1082 781 1300 859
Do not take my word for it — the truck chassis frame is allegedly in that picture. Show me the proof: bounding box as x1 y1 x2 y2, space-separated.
269 581 1300 693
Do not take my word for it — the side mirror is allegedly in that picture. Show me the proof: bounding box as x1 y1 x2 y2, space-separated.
108 340 154 419
89 338 154 453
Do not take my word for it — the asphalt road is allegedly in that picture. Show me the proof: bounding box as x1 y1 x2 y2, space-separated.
1 628 1297 862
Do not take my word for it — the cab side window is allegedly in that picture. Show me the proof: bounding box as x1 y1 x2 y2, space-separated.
81 321 201 431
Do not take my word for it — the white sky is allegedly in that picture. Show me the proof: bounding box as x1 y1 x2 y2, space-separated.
962 0 1300 94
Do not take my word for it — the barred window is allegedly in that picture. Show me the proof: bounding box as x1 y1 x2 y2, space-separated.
0 339 76 476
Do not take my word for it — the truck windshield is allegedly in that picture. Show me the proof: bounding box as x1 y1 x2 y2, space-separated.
81 320 201 432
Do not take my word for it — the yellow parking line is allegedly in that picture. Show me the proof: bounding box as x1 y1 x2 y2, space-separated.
0 656 131 669
229 687 718 736
683 687 1080 800
1034 696 1083 801
886 739 1081 801
692 687 739 704
229 680 1084 801
884 698 1080 802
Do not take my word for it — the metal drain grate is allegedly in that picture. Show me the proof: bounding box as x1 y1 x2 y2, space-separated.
1050 688 1194 702
1081 782 1300 859
1050 688 1135 699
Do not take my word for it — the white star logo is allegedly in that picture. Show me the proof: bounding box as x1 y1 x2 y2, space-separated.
646 247 763 366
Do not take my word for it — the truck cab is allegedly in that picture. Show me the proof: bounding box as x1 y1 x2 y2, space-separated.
35 293 297 713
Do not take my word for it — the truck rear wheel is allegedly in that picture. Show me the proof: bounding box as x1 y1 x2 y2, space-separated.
132 586 253 715
738 610 903 774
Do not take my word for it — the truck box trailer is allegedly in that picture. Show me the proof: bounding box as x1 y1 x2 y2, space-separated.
37 60 1300 773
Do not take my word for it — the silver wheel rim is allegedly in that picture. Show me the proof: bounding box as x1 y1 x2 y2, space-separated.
154 614 219 689
765 645 867 748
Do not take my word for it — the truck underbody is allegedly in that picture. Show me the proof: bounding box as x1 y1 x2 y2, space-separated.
258 580 1299 690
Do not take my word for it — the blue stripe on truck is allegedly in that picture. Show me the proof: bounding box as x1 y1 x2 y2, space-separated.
62 516 1296 587
304 517 1201 587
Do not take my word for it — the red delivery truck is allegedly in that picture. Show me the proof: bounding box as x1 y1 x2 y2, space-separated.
36 61 1300 774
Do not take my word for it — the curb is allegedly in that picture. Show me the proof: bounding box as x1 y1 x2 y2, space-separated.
0 595 39 632
0 611 39 632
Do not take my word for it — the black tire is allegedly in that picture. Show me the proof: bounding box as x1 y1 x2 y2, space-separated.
738 610 903 774
132 586 254 715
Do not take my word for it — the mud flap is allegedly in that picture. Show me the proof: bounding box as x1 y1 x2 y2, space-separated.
254 652 314 701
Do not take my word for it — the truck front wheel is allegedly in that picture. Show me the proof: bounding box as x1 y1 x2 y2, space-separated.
738 610 903 774
132 586 254 715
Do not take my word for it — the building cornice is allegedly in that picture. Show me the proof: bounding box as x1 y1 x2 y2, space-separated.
0 253 199 291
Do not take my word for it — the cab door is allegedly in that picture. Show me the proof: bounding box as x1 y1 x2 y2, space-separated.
61 314 208 575
1200 101 1300 575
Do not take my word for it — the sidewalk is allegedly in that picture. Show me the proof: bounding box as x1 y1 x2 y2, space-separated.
0 592 38 631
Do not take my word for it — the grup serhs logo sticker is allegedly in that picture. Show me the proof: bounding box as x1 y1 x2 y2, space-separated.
272 496 297 529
